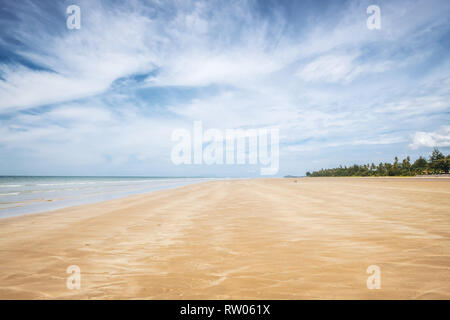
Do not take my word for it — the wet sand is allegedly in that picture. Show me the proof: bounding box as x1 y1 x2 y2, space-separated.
0 177 449 299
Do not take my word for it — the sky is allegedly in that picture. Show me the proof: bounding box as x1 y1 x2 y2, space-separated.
0 0 449 177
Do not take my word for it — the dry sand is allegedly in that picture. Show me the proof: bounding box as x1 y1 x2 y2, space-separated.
0 177 449 299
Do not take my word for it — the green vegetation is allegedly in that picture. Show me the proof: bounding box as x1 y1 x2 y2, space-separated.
306 148 450 177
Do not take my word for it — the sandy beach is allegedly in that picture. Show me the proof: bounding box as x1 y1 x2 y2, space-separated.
0 177 449 299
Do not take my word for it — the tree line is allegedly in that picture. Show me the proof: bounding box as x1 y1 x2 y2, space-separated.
306 148 450 177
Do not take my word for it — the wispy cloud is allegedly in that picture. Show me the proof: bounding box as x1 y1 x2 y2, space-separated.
295 52 393 83
0 0 449 176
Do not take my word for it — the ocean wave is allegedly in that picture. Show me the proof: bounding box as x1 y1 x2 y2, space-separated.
37 183 82 186
31 189 61 193
0 192 20 196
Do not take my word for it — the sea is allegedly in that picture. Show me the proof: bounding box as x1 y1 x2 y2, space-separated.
0 176 213 219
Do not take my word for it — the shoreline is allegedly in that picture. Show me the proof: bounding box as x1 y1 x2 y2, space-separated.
7 175 448 222
0 177 449 299
0 181 205 223
0 177 216 220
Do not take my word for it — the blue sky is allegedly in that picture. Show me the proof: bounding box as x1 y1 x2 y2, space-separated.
0 0 449 177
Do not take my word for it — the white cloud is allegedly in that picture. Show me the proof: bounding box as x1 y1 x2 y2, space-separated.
0 1 157 112
409 126 450 149
295 52 392 83
0 65 108 111
0 0 449 175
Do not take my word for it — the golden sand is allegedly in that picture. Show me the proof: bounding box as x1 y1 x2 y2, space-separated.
0 177 449 299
